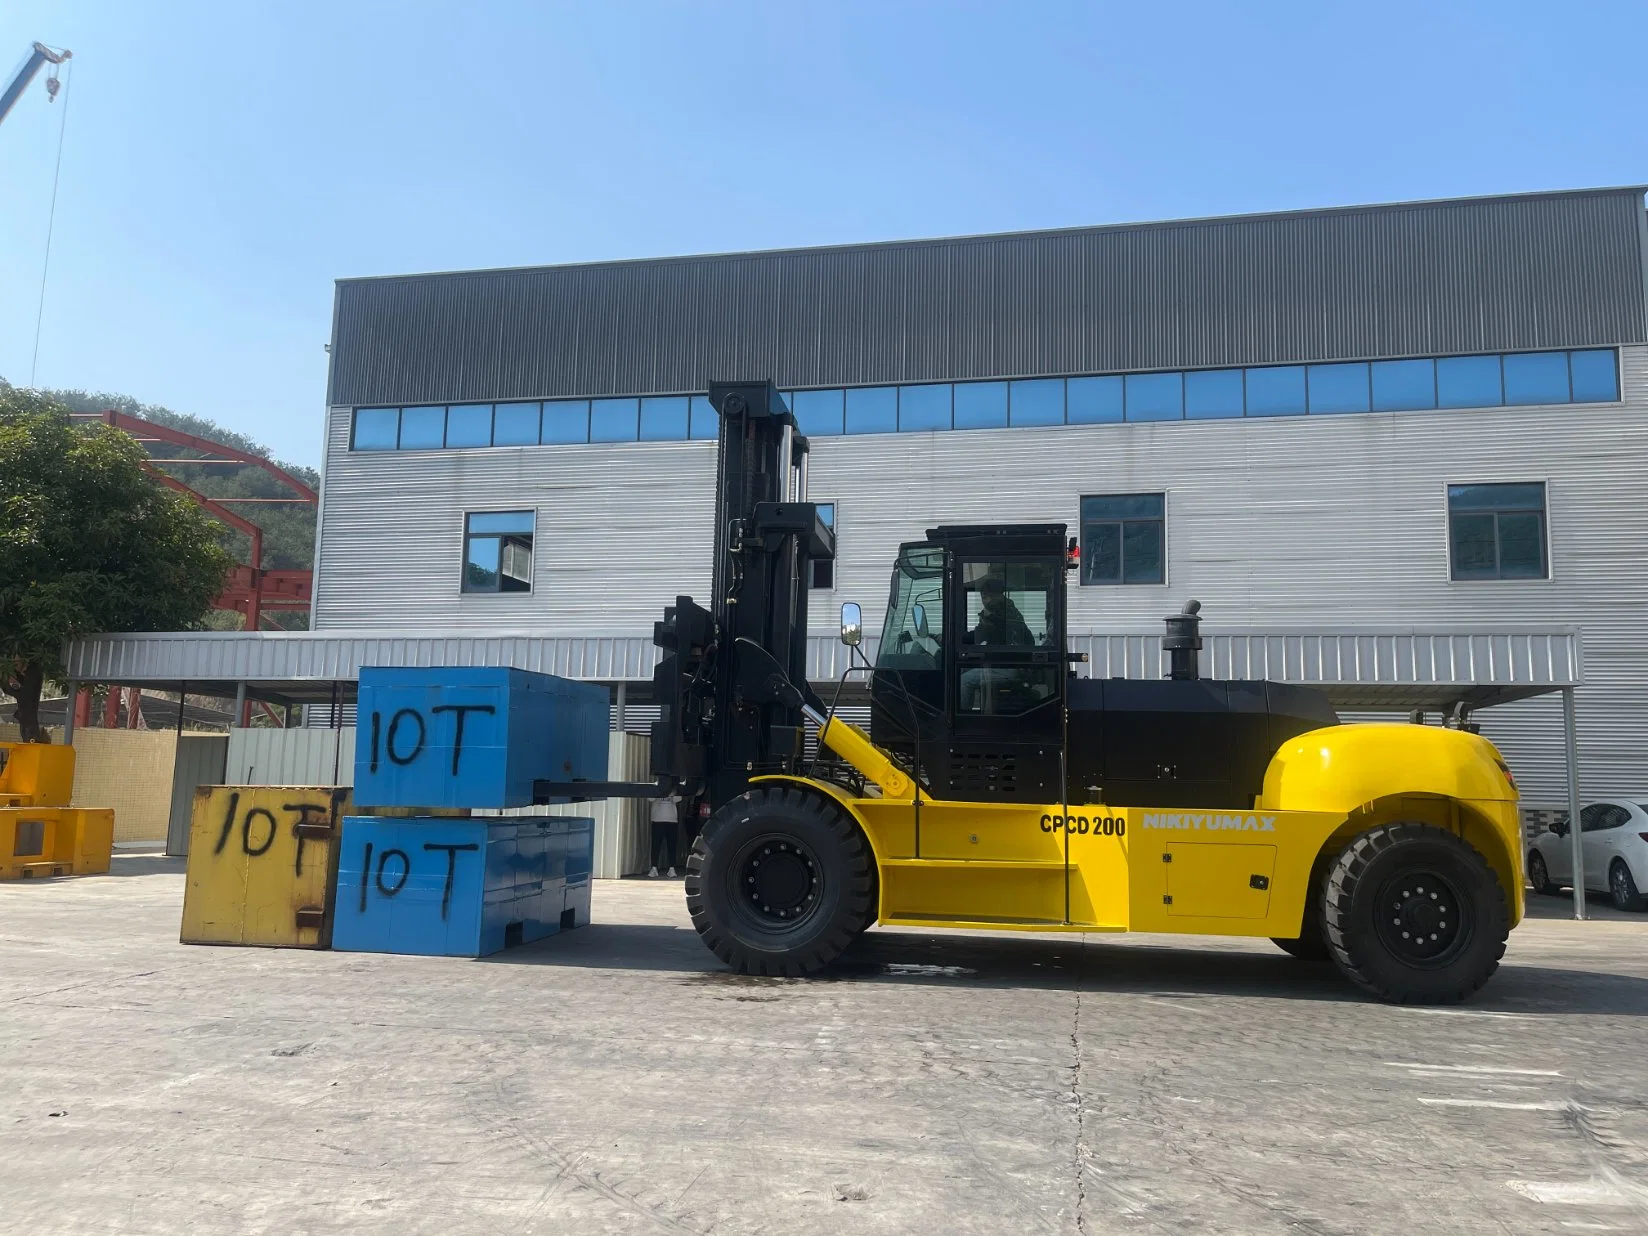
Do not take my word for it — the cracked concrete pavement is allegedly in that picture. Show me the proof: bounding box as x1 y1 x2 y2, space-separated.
3 853 1647 1235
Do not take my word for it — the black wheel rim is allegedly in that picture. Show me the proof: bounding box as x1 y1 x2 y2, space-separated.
1530 855 1546 887
1374 868 1472 968
1612 865 1629 902
728 832 825 933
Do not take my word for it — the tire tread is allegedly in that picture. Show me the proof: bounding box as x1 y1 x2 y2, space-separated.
1322 823 1508 1005
684 786 875 977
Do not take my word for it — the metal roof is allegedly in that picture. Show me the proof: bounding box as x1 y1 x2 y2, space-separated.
327 187 1648 409
64 626 1581 713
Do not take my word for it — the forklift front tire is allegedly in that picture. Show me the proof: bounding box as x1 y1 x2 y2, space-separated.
1322 823 1509 1005
685 786 876 977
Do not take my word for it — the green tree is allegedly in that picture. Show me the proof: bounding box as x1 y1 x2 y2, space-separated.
0 389 234 740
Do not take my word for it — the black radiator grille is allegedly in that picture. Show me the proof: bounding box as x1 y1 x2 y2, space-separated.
948 749 1019 797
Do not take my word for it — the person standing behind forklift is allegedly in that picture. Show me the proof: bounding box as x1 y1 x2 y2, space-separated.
649 790 681 878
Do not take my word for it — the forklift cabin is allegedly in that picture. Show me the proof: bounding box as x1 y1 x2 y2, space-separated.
871 525 1071 804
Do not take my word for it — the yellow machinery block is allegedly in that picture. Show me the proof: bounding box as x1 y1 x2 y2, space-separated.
0 742 75 808
0 807 113 880
181 786 352 948
66 809 115 875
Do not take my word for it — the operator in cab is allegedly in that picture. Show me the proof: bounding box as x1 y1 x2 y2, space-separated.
960 574 1035 712
973 575 1033 646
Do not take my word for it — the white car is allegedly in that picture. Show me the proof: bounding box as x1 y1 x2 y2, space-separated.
1528 800 1648 911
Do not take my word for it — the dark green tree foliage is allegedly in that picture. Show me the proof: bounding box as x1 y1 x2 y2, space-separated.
0 389 235 740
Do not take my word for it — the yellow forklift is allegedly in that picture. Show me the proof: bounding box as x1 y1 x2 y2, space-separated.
641 382 1521 1004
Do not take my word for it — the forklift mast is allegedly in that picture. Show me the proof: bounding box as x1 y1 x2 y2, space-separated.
651 382 836 808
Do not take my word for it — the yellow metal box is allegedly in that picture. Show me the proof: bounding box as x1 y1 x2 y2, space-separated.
180 786 352 948
0 742 75 808
0 807 113 879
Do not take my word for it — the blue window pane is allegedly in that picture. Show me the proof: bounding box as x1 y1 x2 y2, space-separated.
1371 359 1436 411
1245 366 1306 416
899 384 951 431
468 510 535 534
689 394 719 440
398 406 446 449
1122 522 1164 584
1066 376 1123 424
541 400 589 444
792 389 844 437
816 502 835 530
845 387 898 435
1436 355 1503 408
1124 372 1183 421
640 396 690 441
352 408 399 450
1503 352 1570 406
493 403 541 446
1009 379 1064 427
1184 370 1243 420
953 381 1007 429
1448 483 1545 512
445 403 493 447
1569 349 1619 402
590 397 639 442
1307 363 1370 414
1082 494 1164 520
465 535 500 590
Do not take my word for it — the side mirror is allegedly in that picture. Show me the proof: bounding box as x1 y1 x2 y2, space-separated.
1551 821 1569 838
912 603 930 639
839 601 862 647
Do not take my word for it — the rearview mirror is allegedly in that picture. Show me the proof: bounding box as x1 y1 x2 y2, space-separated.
913 603 929 639
839 602 862 647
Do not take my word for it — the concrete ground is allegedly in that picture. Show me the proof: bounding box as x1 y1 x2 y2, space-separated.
3 855 1647 1236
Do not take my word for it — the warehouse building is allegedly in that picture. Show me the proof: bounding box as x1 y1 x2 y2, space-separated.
90 187 1648 809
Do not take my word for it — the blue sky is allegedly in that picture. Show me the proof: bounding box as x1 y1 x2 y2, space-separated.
2 1 1643 468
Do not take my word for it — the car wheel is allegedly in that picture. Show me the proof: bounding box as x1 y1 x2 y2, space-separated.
1527 850 1558 896
1322 823 1509 1005
1608 859 1646 912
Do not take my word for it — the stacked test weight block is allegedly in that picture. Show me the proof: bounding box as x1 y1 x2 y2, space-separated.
180 786 352 947
331 667 608 958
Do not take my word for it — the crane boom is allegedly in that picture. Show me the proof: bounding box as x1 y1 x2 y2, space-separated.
0 42 71 128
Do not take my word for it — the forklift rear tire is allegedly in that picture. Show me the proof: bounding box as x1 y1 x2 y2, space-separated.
685 786 876 977
1322 823 1509 1005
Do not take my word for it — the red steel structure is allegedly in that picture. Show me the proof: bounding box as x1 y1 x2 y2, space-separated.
76 410 317 630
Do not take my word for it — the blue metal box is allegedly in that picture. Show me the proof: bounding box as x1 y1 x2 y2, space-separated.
331 816 593 957
353 667 608 810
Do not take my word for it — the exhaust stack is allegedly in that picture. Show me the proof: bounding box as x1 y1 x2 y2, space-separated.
1163 600 1203 681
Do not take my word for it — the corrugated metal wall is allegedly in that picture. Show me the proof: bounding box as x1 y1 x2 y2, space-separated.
227 727 356 787
328 189 1648 408
166 734 228 855
314 347 1648 806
